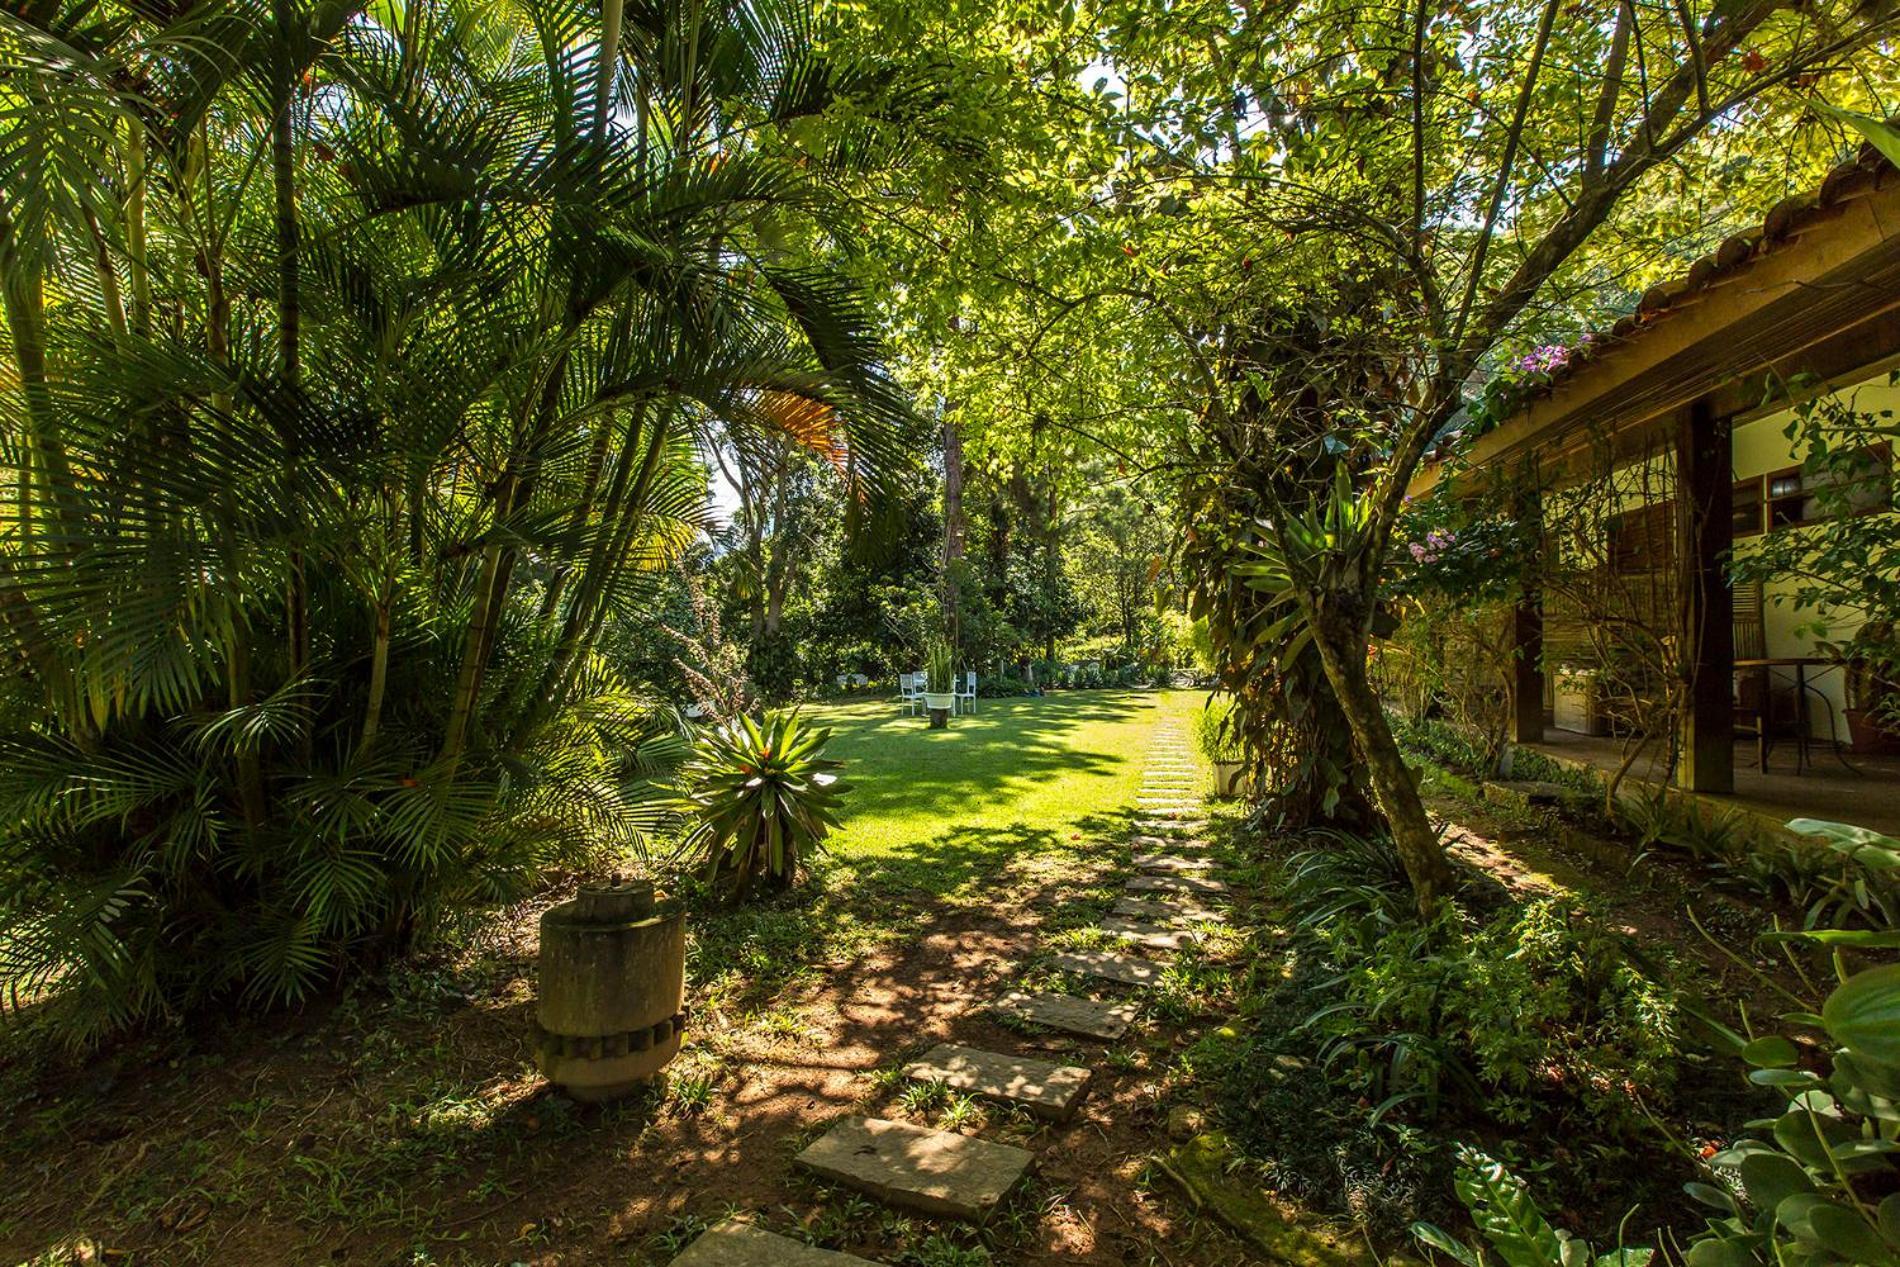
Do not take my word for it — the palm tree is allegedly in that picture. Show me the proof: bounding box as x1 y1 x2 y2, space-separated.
0 0 925 1043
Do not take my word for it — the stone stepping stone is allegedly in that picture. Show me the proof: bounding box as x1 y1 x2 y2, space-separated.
670 1220 880 1266
904 1043 1091 1121
1113 896 1224 924
1134 819 1208 833
1127 872 1229 896
1051 948 1167 987
1134 853 1216 873
1130 834 1206 851
795 1116 1032 1223
995 989 1136 1039
1098 915 1192 950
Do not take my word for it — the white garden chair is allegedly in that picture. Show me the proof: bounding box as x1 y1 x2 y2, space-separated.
897 671 924 715
955 669 977 714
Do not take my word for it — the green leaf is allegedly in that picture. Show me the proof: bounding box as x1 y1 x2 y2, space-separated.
1682 1239 1755 1267
1742 1036 1800 1068
1412 1221 1483 1267
1810 105 1900 173
1824 965 1900 1066
1684 1183 1739 1214
1737 1152 1815 1213
1762 929 1900 949
1594 1252 1652 1267
1807 1201 1895 1265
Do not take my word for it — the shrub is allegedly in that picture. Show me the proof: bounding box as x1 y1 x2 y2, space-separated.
678 711 848 899
1684 826 1900 1266
1194 695 1245 762
1414 1146 1653 1267
1292 835 1681 1139
976 673 1033 698
1393 716 1493 780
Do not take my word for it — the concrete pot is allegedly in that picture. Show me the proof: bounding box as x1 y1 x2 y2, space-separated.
1212 759 1246 798
535 877 686 1101
923 691 955 728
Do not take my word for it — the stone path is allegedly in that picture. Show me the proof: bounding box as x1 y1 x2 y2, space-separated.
904 1043 1092 1121
1050 947 1167 986
794 1116 1035 1222
673 1221 880 1266
995 988 1138 1037
667 707 1227 1263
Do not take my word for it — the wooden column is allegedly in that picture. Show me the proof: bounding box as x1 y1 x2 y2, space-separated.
1511 492 1545 744
1676 397 1734 793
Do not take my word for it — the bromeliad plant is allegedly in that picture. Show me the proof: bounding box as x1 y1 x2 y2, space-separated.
678 712 848 900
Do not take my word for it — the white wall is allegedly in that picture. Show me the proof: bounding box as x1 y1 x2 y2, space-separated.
1730 371 1900 741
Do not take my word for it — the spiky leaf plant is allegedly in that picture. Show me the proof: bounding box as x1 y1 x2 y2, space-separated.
677 711 848 899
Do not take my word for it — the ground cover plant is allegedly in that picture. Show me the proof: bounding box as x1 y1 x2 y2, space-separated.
1 689 1228 1265
1200 825 1743 1251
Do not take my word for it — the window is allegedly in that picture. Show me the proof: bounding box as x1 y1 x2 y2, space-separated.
1608 501 1675 575
1732 477 1765 539
1765 443 1893 531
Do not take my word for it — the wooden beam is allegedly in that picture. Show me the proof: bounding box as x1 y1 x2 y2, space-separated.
1511 494 1545 744
1675 398 1733 794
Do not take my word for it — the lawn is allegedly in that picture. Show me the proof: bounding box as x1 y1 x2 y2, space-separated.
816 688 1208 862
684 687 1211 1016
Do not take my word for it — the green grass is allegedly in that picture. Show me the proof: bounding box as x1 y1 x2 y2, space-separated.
685 687 1210 1023
813 688 1208 867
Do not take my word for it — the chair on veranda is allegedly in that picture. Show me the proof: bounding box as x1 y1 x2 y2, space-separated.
955 669 977 714
1732 579 1775 766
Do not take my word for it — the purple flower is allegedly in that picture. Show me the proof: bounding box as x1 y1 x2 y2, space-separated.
1514 343 1571 375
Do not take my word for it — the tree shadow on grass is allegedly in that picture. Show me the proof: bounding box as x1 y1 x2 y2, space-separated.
819 691 1161 829
685 816 1126 1016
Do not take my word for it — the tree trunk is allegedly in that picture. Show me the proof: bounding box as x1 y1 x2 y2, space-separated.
359 593 392 753
1308 603 1453 914
942 413 964 636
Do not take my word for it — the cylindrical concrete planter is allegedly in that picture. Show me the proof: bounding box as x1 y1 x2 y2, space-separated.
536 877 686 1101
1212 759 1246 799
923 691 955 728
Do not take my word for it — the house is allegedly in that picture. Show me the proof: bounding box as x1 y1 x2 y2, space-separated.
1409 143 1900 835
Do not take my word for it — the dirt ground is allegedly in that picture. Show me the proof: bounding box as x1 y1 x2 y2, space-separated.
1 844 1269 1267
